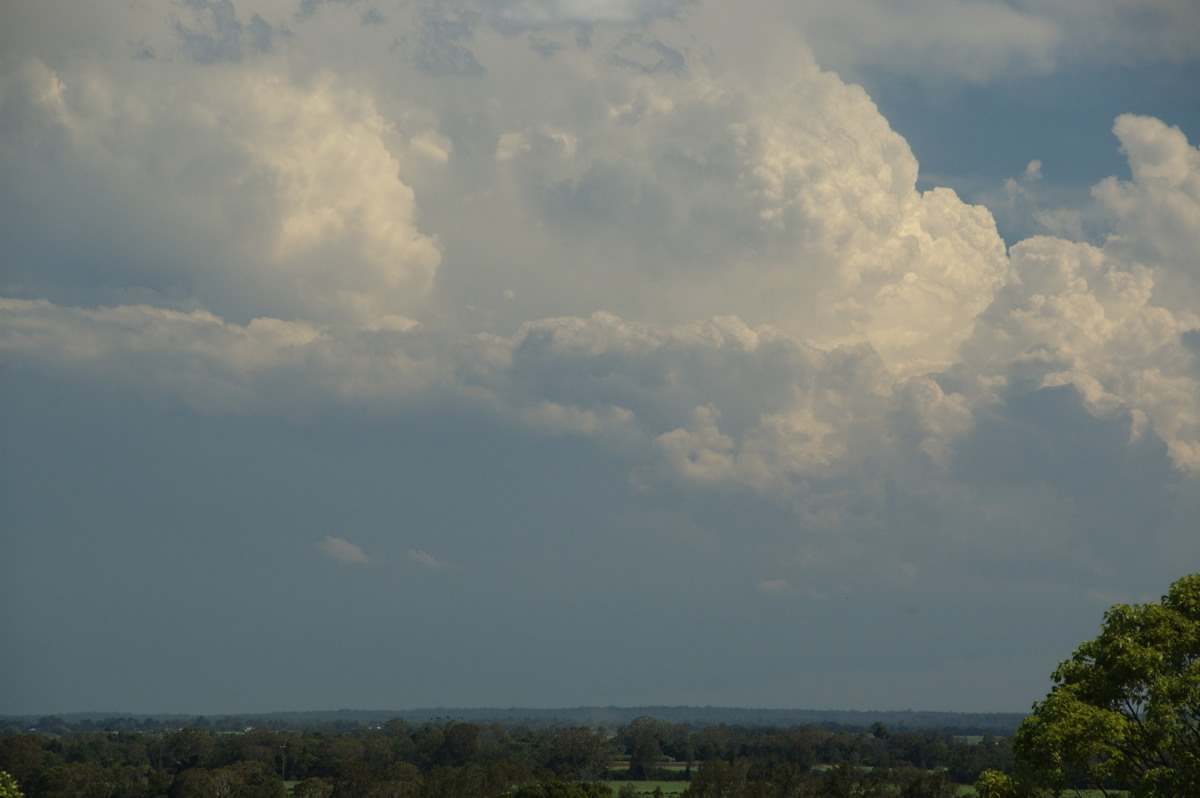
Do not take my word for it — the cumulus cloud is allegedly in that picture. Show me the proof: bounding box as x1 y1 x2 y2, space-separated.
0 57 441 326
960 116 1200 471
317 536 372 563
462 11 1012 371
749 0 1200 86
2 0 1199 603
407 550 451 569
757 579 796 598
1094 115 1200 311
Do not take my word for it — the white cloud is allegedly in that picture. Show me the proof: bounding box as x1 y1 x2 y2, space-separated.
464 14 1012 371
317 536 372 563
1094 115 1200 313
407 549 450 569
2 0 1198 622
757 579 796 598
4 0 1200 716
0 57 441 326
0 298 457 416
958 115 1200 471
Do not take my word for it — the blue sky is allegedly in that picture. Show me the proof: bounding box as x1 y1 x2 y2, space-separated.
2 0 1199 716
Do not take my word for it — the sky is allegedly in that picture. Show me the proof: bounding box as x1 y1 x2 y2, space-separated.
1 0 1199 717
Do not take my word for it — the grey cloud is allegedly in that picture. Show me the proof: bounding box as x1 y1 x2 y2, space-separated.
297 0 387 25
361 8 388 25
132 41 157 61
410 8 486 77
481 0 692 32
169 2 284 63
505 314 844 442
0 298 938 593
780 0 1060 85
248 15 277 54
297 0 347 20
174 0 248 63
1183 329 1200 358
528 37 565 58
777 0 1198 88
608 34 686 73
954 383 1176 539
1035 0 1200 67
26 293 1178 601
3 0 1200 716
543 161 678 248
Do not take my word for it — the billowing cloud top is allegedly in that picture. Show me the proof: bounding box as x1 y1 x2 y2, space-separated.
1 0 1198 713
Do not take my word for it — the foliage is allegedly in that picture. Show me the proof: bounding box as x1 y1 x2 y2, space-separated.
618 718 669 781
972 769 1019 798
512 780 613 798
1012 573 1200 796
0 714 1016 797
292 777 333 798
550 728 615 781
0 771 24 798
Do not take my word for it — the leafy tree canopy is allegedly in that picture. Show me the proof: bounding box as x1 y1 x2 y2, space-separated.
0 771 23 798
982 573 1200 796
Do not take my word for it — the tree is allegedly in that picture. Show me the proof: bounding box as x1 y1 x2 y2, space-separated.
162 728 215 773
293 777 333 798
547 728 614 781
972 769 1019 798
0 771 24 798
0 739 44 789
1005 573 1200 796
618 717 665 780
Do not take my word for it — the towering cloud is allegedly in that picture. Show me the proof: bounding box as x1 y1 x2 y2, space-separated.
4 0 1198 509
1 0 1197 714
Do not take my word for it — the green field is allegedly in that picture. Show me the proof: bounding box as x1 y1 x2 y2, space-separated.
604 781 689 796
606 776 1127 797
955 790 1124 797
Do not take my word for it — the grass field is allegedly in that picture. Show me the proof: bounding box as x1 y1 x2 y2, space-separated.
606 776 1126 797
604 781 689 796
282 776 1126 797
955 789 1124 797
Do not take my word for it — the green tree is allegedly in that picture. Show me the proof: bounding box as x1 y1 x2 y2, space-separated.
618 717 665 780
1011 573 1200 796
0 738 46 790
972 769 1019 798
293 777 334 798
162 728 215 773
681 759 753 798
0 771 24 798
548 728 614 781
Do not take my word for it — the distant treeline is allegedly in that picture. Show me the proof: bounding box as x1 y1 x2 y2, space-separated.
0 714 1014 797
1 706 1025 736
